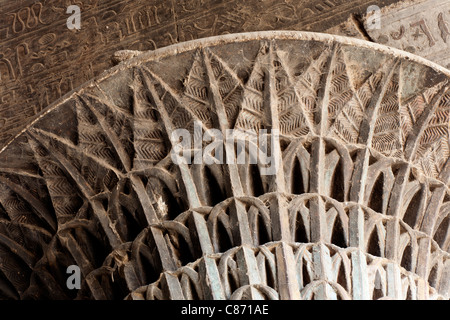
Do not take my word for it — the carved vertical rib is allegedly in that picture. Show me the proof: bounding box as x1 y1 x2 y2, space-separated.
131 69 167 169
199 256 226 299
276 242 301 300
0 175 56 232
350 60 398 204
392 84 449 221
416 160 450 280
404 83 449 161
351 250 370 300
312 243 338 299
386 83 448 264
203 49 244 196
235 246 265 299
1 34 449 300
261 43 298 299
27 129 122 248
349 61 398 255
131 70 206 270
78 95 132 173
309 46 338 244
139 67 216 262
140 68 202 209
203 49 254 246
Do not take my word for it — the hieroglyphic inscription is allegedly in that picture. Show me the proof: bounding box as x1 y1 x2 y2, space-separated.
362 0 450 68
0 0 401 148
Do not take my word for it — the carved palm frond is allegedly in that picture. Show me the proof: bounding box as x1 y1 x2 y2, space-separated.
0 33 448 300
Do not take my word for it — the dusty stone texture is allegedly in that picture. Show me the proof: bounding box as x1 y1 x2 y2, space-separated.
0 0 402 150
0 32 448 300
328 0 450 68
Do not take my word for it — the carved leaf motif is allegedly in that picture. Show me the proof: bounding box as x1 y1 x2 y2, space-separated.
0 34 448 300
203 49 243 129
294 50 331 131
416 90 449 153
182 51 215 128
273 49 312 137
28 138 81 225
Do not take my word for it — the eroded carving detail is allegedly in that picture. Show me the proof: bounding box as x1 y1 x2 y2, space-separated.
0 33 448 300
0 0 402 149
360 0 450 66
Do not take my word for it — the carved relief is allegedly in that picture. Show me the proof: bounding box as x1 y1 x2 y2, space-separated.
360 0 450 67
8 2 48 35
438 12 450 43
0 52 15 82
0 0 403 149
0 32 448 300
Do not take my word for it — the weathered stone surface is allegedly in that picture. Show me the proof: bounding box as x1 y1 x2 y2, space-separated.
328 0 450 68
0 32 448 300
363 0 450 68
0 0 401 149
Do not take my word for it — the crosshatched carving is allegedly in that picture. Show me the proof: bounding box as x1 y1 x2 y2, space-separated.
0 0 404 149
0 32 448 300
